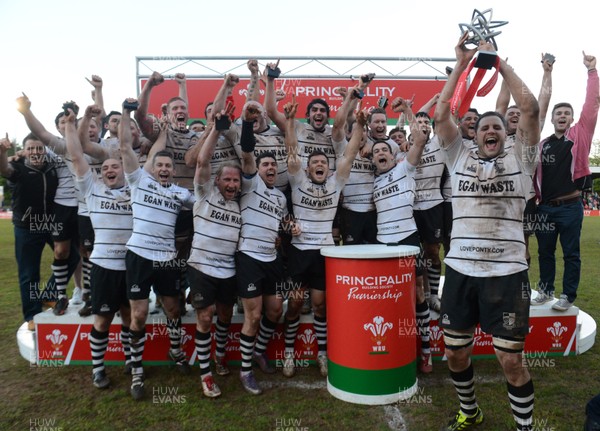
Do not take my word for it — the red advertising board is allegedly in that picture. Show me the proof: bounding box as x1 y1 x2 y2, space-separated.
35 312 577 366
429 314 578 359
36 321 318 366
141 78 446 122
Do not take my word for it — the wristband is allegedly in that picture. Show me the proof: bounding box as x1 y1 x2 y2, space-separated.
240 120 256 153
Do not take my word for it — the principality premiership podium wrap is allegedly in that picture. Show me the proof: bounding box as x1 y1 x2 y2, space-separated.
321 244 420 405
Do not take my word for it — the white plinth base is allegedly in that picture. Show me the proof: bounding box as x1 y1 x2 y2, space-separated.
327 380 418 405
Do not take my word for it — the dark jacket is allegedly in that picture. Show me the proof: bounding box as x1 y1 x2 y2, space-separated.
6 160 58 230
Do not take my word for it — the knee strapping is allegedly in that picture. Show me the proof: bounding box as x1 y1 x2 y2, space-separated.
493 336 525 353
443 329 474 350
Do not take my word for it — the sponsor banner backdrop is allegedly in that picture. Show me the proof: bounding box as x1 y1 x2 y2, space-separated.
141 78 446 122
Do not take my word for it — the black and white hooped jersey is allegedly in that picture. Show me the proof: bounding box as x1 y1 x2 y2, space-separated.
202 128 240 180
443 135 535 276
164 128 200 192
125 168 194 261
290 170 346 250
343 148 376 212
85 138 120 178
373 161 417 244
443 138 477 203
75 138 119 216
187 182 241 278
505 134 536 200
45 146 77 208
442 170 452 202
238 173 288 262
414 135 445 211
295 122 344 172
49 136 120 214
77 170 132 271
232 125 289 192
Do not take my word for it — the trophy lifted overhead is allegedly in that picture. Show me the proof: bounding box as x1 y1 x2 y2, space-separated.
458 8 508 51
450 9 509 117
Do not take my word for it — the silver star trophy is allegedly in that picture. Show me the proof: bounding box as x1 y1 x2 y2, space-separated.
459 9 508 69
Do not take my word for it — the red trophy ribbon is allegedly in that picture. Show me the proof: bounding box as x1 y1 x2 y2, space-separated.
451 9 507 117
451 53 500 118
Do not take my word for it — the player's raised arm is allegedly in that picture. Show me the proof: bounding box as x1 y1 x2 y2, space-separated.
143 119 169 174
264 60 288 133
0 133 15 178
283 94 300 175
405 112 428 167
246 59 261 103
78 105 111 160
434 32 478 148
332 79 370 144
64 108 89 178
336 108 367 180
174 73 188 105
120 98 142 175
498 55 540 149
86 75 106 120
538 53 555 131
212 74 240 115
239 101 262 176
16 93 60 145
135 71 164 143
194 123 219 186
184 125 212 168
